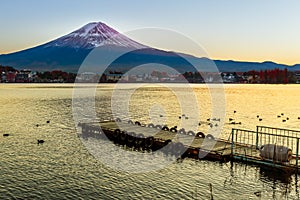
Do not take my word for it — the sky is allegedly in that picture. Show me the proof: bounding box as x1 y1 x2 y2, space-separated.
1 0 300 65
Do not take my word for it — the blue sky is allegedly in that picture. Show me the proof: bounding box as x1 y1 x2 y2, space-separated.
1 0 300 65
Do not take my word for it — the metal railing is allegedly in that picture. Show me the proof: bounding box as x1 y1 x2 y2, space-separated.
231 129 258 158
231 126 300 169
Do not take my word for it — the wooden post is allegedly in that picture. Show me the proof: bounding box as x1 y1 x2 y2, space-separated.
209 183 213 200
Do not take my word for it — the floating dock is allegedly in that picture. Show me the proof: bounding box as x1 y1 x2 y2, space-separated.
78 120 300 173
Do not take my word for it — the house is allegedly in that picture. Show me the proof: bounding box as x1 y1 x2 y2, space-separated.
221 72 237 83
6 71 17 82
106 74 123 82
15 69 36 83
76 72 98 82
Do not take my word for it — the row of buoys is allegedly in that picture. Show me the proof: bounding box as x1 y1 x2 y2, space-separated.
143 121 210 139
112 128 154 150
120 117 219 131
150 124 202 137
81 120 217 158
111 129 187 157
147 122 212 139
116 118 214 140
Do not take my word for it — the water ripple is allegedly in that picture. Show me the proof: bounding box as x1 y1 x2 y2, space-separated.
0 84 300 199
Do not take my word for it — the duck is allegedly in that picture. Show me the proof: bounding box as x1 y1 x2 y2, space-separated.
37 139 45 145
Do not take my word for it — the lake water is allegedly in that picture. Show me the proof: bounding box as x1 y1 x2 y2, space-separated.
1 83 300 199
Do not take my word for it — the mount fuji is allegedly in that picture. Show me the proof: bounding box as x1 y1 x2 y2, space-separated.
0 21 298 72
0 22 150 72
43 22 146 49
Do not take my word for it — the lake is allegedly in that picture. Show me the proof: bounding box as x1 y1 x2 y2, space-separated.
0 83 300 199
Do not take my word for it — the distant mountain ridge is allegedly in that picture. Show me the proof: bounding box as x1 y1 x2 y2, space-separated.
0 22 299 72
213 60 293 72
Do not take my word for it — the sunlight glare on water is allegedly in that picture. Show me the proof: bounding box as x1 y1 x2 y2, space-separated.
0 83 300 199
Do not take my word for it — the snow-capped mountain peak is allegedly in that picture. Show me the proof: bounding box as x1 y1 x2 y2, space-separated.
44 22 146 49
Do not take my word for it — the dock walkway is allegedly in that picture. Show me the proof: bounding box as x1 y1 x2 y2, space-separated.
78 120 300 173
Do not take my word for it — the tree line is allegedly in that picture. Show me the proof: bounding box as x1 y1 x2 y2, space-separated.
1 65 299 83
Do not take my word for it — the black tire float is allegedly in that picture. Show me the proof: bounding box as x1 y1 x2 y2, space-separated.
206 134 215 140
137 133 145 139
135 121 141 126
196 132 205 138
164 139 172 145
119 131 127 145
170 127 177 133
145 136 154 149
134 133 145 149
148 123 155 128
162 126 169 131
128 120 134 124
155 125 162 130
115 118 121 122
126 132 136 147
187 130 195 136
113 129 121 142
178 128 186 134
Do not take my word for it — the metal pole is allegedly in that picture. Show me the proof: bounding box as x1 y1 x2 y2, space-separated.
296 138 299 168
231 129 235 156
256 126 259 149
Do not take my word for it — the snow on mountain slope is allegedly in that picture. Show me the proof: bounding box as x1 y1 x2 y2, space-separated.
44 22 147 49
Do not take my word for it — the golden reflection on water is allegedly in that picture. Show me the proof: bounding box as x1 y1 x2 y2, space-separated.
129 85 182 126
111 84 300 139
1 83 300 137
1 83 300 199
